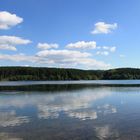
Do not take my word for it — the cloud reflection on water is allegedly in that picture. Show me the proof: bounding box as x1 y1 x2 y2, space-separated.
95 125 119 140
0 88 117 122
0 87 121 140
36 88 113 120
0 110 29 127
0 132 22 140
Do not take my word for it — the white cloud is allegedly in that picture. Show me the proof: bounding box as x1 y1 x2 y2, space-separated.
37 49 91 58
0 49 110 69
96 46 116 56
102 46 116 52
75 58 110 69
110 47 116 52
91 22 117 34
0 11 23 29
0 44 17 51
37 43 59 50
36 49 110 69
96 51 109 56
66 41 96 49
0 35 116 69
0 36 31 51
0 53 39 62
0 36 31 45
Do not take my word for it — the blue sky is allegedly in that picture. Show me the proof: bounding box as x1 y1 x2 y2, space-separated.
0 0 140 69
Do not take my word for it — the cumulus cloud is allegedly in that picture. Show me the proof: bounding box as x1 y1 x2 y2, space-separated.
0 37 112 69
36 49 110 69
96 46 116 56
37 43 59 50
0 49 110 69
0 11 23 29
0 44 17 51
0 36 31 51
66 41 96 49
0 53 39 63
0 36 31 45
102 46 116 52
37 49 91 58
91 22 117 34
96 51 109 56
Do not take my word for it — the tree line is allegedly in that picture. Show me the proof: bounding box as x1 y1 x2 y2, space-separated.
0 67 140 81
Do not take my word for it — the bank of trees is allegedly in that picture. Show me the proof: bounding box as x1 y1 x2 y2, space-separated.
0 67 140 81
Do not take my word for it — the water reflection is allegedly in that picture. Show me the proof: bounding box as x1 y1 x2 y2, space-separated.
95 125 119 140
67 110 97 120
37 91 117 120
0 110 29 127
0 86 140 140
0 133 22 140
97 104 117 115
0 88 112 121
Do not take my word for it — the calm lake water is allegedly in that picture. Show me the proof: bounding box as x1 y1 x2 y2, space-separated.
1 80 140 86
0 81 140 140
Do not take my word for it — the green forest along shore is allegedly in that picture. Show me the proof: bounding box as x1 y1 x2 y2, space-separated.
0 67 140 81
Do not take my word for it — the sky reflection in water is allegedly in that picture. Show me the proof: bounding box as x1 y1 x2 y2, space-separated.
0 86 140 140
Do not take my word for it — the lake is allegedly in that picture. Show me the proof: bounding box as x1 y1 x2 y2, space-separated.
0 80 140 140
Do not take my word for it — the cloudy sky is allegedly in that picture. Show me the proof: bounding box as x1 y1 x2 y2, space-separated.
0 0 140 69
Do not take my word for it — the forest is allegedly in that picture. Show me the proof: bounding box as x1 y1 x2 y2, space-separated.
0 67 140 81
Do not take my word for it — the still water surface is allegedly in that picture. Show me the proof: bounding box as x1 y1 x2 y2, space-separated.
0 81 140 140
1 80 140 86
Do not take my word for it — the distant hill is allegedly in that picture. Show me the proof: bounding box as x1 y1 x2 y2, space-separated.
0 67 140 81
